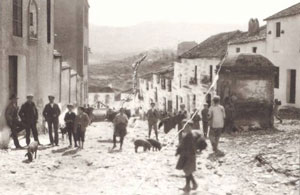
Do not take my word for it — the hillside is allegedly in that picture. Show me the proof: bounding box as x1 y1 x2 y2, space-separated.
89 49 176 91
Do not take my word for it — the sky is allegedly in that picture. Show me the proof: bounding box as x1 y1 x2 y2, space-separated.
89 0 299 27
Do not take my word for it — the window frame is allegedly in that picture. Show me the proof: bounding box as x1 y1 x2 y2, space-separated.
276 22 281 38
13 0 23 37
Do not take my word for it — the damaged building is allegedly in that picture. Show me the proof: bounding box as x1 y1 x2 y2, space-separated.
217 54 277 128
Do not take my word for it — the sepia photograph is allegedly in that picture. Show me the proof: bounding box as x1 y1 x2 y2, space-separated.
0 0 299 194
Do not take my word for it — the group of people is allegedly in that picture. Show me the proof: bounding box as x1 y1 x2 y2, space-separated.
5 94 90 149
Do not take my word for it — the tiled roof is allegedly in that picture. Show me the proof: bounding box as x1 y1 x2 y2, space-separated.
155 66 174 79
140 73 153 80
180 31 244 59
264 3 300 21
89 86 115 93
229 25 267 45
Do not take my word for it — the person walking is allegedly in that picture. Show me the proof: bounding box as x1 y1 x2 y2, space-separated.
273 99 282 123
147 102 159 140
177 104 187 142
176 119 198 192
201 103 209 138
19 94 40 146
191 109 201 130
74 106 90 149
64 104 77 147
208 96 225 156
5 95 24 149
43 95 61 146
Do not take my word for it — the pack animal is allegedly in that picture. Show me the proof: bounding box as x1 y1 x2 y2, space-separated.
25 141 38 162
134 139 152 153
147 139 162 151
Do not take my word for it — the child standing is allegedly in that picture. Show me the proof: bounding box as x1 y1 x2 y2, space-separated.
176 119 198 192
64 104 77 147
74 106 90 149
208 96 226 156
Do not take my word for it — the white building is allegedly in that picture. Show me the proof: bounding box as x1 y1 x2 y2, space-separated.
264 3 300 107
227 3 300 107
173 31 244 113
88 87 116 109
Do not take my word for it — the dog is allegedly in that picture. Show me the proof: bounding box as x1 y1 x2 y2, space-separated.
134 139 152 153
146 139 162 151
25 141 38 162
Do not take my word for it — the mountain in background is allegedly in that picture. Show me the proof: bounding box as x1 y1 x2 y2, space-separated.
89 22 246 91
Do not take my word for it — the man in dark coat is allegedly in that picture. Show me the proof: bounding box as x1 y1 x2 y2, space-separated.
147 102 159 140
19 94 40 146
177 104 187 142
176 119 198 192
64 104 77 147
201 103 209 138
5 95 24 149
43 95 61 146
191 109 201 130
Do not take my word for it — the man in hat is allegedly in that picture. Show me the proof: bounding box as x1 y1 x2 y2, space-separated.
5 95 24 149
43 95 61 146
19 94 40 145
147 102 159 140
208 96 225 156
74 106 90 149
201 103 209 138
64 104 77 147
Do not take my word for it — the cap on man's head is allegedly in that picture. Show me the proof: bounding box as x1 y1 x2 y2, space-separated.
151 102 155 105
27 94 34 98
9 94 18 100
67 104 74 108
203 103 208 106
180 104 185 107
213 96 221 101
48 95 55 99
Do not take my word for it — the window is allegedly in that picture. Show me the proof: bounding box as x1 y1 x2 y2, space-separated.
9 56 18 97
84 47 88 65
274 67 279 89
236 48 240 53
47 0 51 43
194 66 197 80
84 6 89 28
28 0 38 39
146 81 149 90
276 22 281 37
161 78 166 90
13 0 23 37
252 47 257 53
287 69 296 104
209 65 213 82
167 80 172 92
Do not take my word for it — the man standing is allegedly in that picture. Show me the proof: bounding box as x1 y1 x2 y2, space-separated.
177 104 188 142
191 109 201 130
43 95 61 146
64 104 77 147
147 103 159 140
5 95 24 149
19 94 40 146
208 96 225 156
112 108 128 150
201 103 209 138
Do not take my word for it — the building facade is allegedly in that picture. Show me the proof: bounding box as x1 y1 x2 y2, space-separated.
0 0 55 134
54 0 89 106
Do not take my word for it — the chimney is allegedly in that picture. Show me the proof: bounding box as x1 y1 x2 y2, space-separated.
248 18 260 36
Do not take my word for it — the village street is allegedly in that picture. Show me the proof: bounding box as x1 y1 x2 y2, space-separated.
0 119 299 195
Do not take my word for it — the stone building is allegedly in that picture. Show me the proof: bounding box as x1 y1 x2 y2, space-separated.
54 0 90 106
0 0 55 134
217 54 276 128
173 31 244 114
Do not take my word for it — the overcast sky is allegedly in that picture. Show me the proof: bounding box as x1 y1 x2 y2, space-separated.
89 0 299 27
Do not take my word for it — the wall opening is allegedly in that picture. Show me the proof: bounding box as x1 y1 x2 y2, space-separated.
9 56 18 98
276 22 281 38
47 0 51 43
13 0 23 37
287 69 296 104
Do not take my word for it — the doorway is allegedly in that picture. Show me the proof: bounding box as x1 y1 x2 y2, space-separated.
287 69 296 104
9 56 18 98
